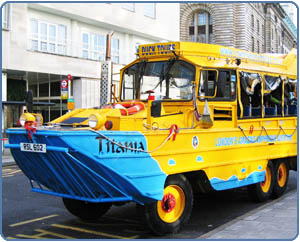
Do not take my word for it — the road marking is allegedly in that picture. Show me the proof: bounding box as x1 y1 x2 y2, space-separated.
16 229 71 239
5 237 16 239
16 234 52 239
2 169 21 177
35 229 75 239
16 231 52 239
9 214 59 227
7 170 21 174
52 224 139 239
3 167 20 172
2 175 13 178
77 220 139 227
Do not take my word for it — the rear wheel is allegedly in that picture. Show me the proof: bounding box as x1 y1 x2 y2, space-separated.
141 174 193 235
272 159 289 198
248 161 274 202
62 198 112 220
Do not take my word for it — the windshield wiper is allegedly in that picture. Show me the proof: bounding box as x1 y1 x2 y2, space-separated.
154 58 176 91
138 60 147 82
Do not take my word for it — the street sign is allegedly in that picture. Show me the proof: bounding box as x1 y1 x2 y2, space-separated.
61 80 68 89
61 79 68 99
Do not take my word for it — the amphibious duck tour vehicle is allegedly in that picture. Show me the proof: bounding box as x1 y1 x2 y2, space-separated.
6 42 297 234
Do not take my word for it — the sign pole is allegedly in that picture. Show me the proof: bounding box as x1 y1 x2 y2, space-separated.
67 74 74 111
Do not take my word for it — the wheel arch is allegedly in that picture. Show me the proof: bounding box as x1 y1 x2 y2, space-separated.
178 170 214 194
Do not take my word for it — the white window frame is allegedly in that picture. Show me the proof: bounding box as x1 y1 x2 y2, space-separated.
2 3 10 29
144 3 156 18
189 11 213 44
82 32 89 59
29 18 67 55
81 32 106 61
122 3 135 12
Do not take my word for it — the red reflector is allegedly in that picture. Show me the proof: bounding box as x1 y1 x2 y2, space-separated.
148 95 155 100
105 121 113 130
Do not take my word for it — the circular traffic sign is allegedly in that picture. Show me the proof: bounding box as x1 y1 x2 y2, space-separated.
61 80 68 88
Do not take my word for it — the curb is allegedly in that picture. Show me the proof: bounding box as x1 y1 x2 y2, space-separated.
198 190 296 239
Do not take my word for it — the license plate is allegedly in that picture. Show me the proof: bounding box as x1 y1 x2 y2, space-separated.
20 143 47 153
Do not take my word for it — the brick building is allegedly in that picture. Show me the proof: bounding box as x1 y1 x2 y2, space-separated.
180 3 297 54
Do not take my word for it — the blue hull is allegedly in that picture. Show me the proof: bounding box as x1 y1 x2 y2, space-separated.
5 128 167 205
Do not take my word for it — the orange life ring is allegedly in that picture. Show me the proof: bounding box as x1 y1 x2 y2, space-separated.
114 102 145 116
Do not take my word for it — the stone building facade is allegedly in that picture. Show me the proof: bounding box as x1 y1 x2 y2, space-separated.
180 3 297 54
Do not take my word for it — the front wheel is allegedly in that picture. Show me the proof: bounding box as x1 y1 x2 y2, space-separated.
62 198 112 220
248 161 275 202
141 174 193 235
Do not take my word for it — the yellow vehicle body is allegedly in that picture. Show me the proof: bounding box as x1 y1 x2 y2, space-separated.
6 41 297 234
52 42 297 190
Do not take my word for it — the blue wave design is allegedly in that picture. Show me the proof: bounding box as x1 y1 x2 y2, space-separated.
196 156 203 162
168 159 176 166
210 170 266 191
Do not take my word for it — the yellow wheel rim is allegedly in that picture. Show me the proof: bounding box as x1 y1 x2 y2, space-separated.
261 166 272 193
277 163 287 187
157 185 185 223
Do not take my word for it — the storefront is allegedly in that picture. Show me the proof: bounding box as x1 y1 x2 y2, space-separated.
27 72 73 123
3 70 74 128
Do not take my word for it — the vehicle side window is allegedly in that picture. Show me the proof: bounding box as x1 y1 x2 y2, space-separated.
199 69 236 101
284 79 297 106
199 70 217 98
238 71 262 118
122 63 139 100
264 75 282 116
284 78 297 116
215 70 236 101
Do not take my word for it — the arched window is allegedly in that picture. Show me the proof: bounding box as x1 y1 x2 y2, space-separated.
189 11 213 43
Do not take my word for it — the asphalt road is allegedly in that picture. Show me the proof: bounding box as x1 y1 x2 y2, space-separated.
2 165 297 239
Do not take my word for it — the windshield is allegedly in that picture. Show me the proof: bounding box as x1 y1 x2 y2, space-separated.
121 60 195 100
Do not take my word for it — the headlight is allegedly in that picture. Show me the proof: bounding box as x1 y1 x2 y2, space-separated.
19 113 35 127
88 114 106 130
33 113 43 126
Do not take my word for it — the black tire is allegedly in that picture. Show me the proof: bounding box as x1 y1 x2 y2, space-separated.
248 161 275 202
271 159 289 198
141 174 193 235
62 198 112 220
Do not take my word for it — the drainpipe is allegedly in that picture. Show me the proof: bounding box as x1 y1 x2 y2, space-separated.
106 31 114 61
100 31 114 106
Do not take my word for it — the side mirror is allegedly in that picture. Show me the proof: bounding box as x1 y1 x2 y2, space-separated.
151 100 161 117
25 90 33 113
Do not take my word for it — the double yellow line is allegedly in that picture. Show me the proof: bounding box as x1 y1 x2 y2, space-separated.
8 214 139 239
52 224 139 239
9 214 59 227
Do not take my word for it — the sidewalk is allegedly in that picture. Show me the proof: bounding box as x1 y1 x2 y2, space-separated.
1 150 15 166
199 190 298 240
